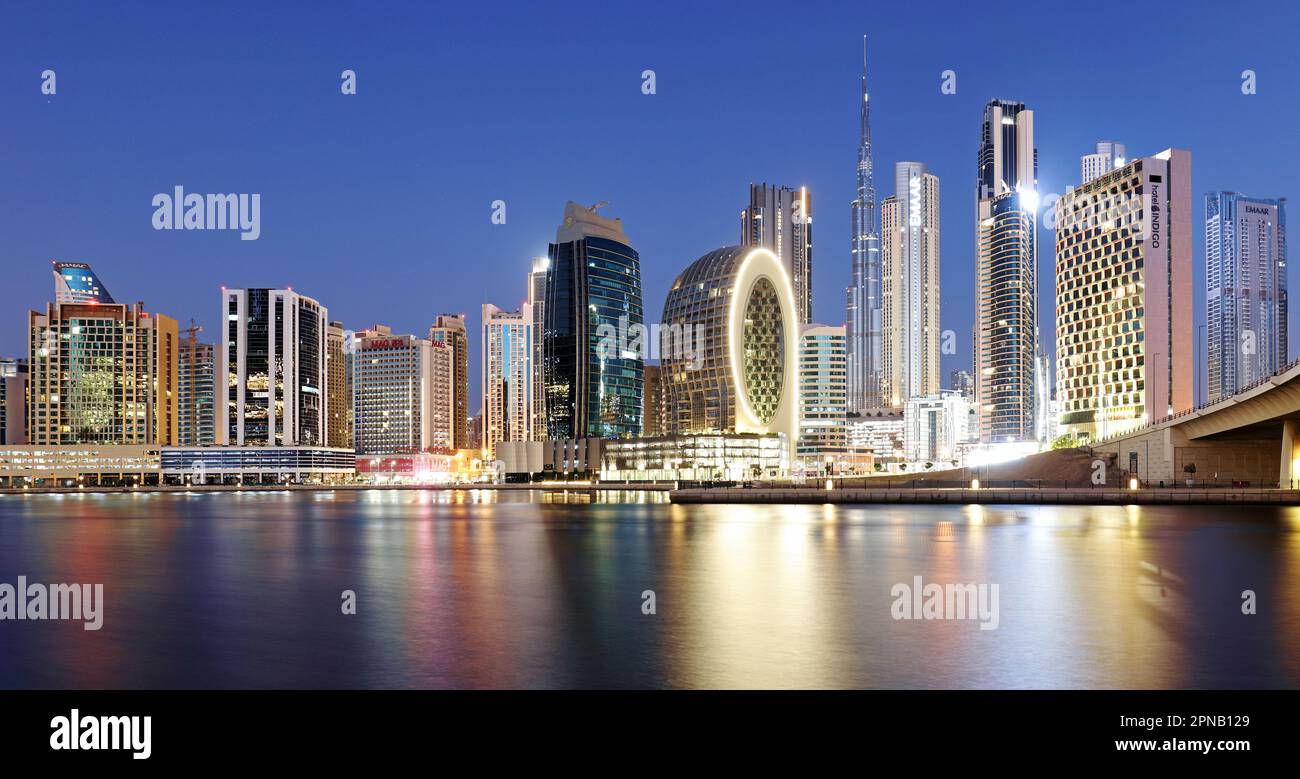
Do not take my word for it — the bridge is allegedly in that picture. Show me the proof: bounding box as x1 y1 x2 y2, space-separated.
1091 359 1300 488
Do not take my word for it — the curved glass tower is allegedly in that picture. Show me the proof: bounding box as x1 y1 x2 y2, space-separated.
543 202 643 440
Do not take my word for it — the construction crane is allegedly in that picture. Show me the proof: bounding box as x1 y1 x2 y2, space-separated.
183 318 203 343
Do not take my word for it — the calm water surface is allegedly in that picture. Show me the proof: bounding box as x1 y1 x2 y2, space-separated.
0 489 1297 689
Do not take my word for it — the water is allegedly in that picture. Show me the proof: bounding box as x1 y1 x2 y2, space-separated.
0 490 1297 689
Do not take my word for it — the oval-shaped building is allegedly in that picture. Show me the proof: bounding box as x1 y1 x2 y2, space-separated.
660 246 800 459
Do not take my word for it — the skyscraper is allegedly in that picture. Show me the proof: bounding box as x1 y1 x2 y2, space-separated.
975 99 1039 443
880 161 941 409
741 183 813 324
219 287 328 446
642 363 663 437
798 324 847 465
1081 141 1127 185
428 314 469 449
1055 149 1194 441
325 321 353 450
847 35 881 413
0 358 29 445
1206 193 1288 400
482 303 533 455
527 257 549 440
352 325 447 454
178 325 216 446
29 299 178 445
544 201 643 440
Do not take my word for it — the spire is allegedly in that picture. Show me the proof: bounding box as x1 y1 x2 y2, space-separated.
860 35 870 144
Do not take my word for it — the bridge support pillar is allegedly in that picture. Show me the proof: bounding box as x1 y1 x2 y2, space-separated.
1282 420 1300 489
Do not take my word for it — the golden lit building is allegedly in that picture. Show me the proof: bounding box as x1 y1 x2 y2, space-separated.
1055 148 1193 441
326 321 352 450
28 301 178 446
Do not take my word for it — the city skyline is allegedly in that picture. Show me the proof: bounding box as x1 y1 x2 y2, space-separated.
2 2 1298 417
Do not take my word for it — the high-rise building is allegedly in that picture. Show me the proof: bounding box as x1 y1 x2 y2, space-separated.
903 391 971 463
544 201 644 440
847 35 882 413
428 338 455 451
352 325 445 454
642 363 663 437
219 287 328 446
429 314 469 449
975 99 1040 443
1055 149 1194 441
1206 192 1288 401
950 369 975 399
325 321 352 450
661 246 800 460
527 257 549 440
880 161 941 409
482 303 532 455
29 300 178 445
0 358 29 445
742 183 813 324
1081 141 1127 185
52 261 115 305
178 325 216 446
798 324 847 465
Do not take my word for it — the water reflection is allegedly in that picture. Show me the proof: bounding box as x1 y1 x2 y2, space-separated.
0 491 1296 689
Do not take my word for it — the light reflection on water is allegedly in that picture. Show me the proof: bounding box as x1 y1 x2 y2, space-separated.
0 490 1297 689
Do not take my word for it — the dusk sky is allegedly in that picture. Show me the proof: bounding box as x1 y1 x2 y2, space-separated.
3 0 1298 410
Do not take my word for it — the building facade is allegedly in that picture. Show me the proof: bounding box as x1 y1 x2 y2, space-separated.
428 314 469 450
352 326 439 454
482 303 532 455
325 321 353 450
544 201 644 440
880 161 941 410
527 257 549 440
975 99 1040 443
798 324 847 466
178 334 215 446
1055 149 1194 441
0 358 29 445
220 288 328 447
847 35 882 413
1081 141 1127 185
28 301 178 446
52 261 115 305
847 411 905 466
903 391 971 464
661 246 800 460
741 183 813 324
642 363 663 437
1206 192 1288 401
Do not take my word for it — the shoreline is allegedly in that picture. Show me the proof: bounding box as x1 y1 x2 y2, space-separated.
2 482 1297 505
0 482 674 496
670 486 1300 505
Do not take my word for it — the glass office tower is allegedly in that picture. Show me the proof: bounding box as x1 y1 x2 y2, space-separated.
544 201 644 440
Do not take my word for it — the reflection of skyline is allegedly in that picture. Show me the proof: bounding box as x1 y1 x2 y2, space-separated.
0 492 1296 689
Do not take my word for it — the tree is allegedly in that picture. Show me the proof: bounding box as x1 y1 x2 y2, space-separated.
1051 434 1075 450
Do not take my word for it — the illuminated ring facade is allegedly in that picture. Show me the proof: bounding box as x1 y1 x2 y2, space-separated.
661 246 799 459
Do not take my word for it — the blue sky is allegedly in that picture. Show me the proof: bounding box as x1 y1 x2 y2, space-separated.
2 0 1298 410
